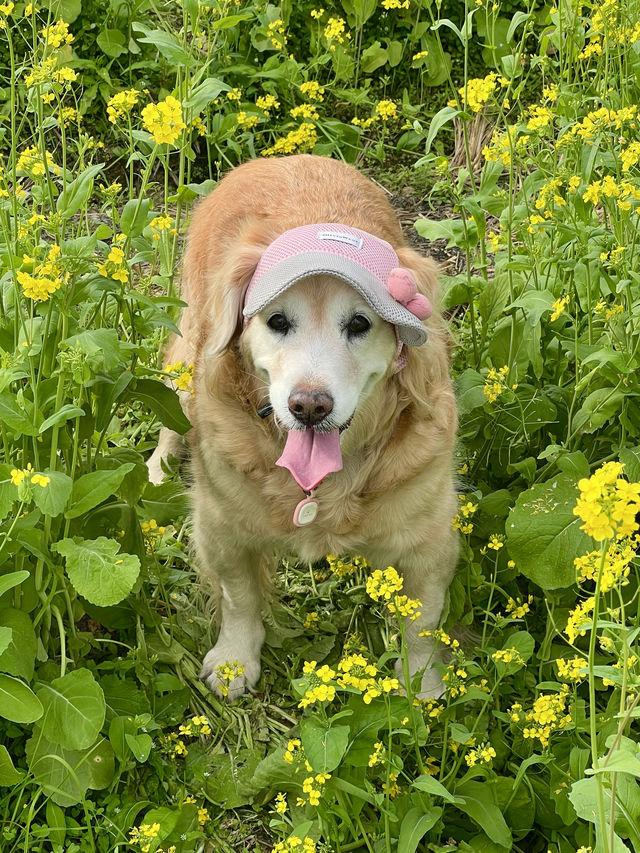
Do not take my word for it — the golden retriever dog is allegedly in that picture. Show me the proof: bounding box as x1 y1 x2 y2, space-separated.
147 154 459 700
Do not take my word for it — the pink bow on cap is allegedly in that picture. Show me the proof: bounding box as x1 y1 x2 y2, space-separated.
386 268 432 321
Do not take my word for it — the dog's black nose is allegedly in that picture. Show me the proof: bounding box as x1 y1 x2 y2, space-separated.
288 388 334 425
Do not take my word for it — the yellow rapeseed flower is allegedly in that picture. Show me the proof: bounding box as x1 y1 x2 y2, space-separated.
141 96 186 145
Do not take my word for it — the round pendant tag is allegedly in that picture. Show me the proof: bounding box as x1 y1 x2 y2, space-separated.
294 497 318 527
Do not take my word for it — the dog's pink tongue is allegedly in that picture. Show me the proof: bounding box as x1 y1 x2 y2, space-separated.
276 428 342 491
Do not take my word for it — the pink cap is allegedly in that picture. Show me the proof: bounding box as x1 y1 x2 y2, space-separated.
242 223 430 346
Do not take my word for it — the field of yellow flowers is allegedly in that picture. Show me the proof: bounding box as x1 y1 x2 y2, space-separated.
2 0 640 851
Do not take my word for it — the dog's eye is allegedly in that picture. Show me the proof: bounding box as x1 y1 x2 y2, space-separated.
267 313 291 334
346 314 371 337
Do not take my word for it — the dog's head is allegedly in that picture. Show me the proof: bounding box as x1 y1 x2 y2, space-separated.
200 233 442 434
242 274 397 432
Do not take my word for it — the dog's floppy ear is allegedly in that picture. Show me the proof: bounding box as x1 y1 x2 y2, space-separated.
203 243 265 357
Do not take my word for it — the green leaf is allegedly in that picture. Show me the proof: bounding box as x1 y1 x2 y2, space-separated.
0 673 43 723
0 744 25 785
125 732 153 763
129 379 191 434
0 608 37 679
361 40 388 73
53 537 140 606
507 10 532 41
398 806 441 853
0 464 16 521
423 106 460 154
506 476 593 589
509 289 556 326
45 800 66 846
31 470 73 518
119 197 151 238
455 780 512 848
65 464 135 518
0 570 30 599
300 717 350 773
588 751 640 779
0 627 10 656
412 774 461 803
36 668 105 750
56 164 104 219
63 328 132 372
0 392 39 435
619 447 640 482
39 405 85 434
210 11 253 29
131 23 194 66
185 78 229 117
87 737 115 788
96 28 127 58
568 777 599 823
25 730 90 807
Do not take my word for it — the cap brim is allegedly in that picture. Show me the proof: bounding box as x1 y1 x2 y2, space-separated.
243 252 427 346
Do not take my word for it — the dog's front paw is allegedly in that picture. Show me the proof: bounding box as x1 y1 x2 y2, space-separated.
200 645 261 701
146 450 167 485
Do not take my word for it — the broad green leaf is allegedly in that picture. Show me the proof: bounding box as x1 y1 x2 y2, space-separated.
129 379 191 434
574 388 625 433
398 806 441 853
31 470 73 518
413 774 461 803
25 730 90 807
36 668 105 750
568 777 599 823
56 164 104 219
300 717 350 773
53 537 140 606
361 40 388 73
0 627 11 656
45 800 66 846
119 197 151 238
507 10 532 41
39 405 85 434
96 28 127 58
125 732 153 763
0 393 39 436
506 476 593 589
455 780 512 848
65 464 135 518
0 570 30 599
588 751 640 779
0 673 43 723
87 737 116 788
619 447 640 482
0 744 25 785
0 462 16 521
0 608 37 679
63 328 132 372
185 78 229 117
131 23 194 66
422 105 460 154
210 11 253 29
204 748 265 808
509 289 556 326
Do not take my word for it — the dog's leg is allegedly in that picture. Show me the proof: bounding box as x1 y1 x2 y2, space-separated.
391 532 459 700
195 515 266 699
146 427 185 484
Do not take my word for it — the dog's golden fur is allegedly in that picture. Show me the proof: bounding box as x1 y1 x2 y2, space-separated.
149 154 459 698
